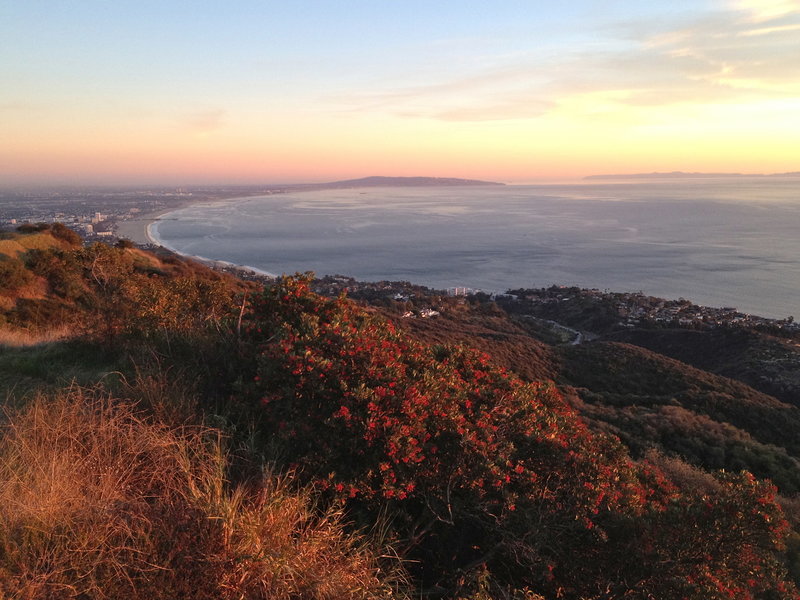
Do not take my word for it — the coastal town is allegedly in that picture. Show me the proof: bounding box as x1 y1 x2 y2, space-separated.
0 185 285 245
500 285 799 335
306 276 800 339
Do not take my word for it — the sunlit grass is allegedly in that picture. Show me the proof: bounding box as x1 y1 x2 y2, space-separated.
0 325 74 348
0 232 63 258
0 389 405 599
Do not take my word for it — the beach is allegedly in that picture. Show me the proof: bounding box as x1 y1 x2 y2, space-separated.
115 208 177 246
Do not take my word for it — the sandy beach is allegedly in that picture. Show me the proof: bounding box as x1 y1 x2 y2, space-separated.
115 208 177 246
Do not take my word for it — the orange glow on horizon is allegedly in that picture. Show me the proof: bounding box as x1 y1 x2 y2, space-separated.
2 94 799 185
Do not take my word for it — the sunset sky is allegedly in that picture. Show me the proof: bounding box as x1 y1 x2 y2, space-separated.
2 0 799 184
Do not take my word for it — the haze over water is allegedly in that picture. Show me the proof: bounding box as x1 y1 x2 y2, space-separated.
152 178 800 320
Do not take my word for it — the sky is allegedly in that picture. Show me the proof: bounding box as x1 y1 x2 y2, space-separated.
1 0 799 185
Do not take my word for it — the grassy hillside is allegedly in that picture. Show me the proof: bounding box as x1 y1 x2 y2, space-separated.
1 229 798 598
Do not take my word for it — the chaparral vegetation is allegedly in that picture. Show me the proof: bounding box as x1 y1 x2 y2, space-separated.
0 228 798 599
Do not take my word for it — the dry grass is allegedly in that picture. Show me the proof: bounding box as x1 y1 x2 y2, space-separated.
0 389 405 599
0 233 63 259
0 239 28 259
127 248 166 270
0 325 76 348
642 448 723 495
0 274 50 304
115 363 201 428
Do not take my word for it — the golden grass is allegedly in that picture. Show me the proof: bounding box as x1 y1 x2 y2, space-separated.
0 325 75 348
0 233 62 258
0 389 405 599
0 239 26 258
127 247 165 270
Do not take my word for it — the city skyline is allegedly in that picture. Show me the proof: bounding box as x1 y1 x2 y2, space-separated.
2 0 799 185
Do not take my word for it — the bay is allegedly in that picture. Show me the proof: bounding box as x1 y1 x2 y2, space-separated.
150 178 800 320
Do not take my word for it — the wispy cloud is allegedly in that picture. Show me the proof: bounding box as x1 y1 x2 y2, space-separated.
331 66 554 122
631 10 800 98
732 0 799 22
333 3 800 123
179 109 226 135
739 22 800 35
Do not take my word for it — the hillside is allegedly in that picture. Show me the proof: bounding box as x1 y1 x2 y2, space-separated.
606 327 800 406
0 224 251 338
0 228 799 598
378 294 800 495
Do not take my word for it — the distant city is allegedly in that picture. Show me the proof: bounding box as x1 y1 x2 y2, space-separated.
0 185 284 242
0 178 500 243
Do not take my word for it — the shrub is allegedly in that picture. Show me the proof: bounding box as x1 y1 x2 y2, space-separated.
16 222 50 234
8 297 75 328
240 276 799 598
124 276 234 335
244 276 638 506
24 247 86 300
50 222 83 246
0 257 32 293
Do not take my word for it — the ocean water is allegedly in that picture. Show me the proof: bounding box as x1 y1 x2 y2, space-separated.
150 179 800 319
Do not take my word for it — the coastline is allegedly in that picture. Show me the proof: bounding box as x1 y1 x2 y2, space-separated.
115 207 178 246
115 191 280 247
111 184 798 320
116 201 279 279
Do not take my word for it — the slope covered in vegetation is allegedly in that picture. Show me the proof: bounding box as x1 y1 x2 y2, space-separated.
0 230 798 598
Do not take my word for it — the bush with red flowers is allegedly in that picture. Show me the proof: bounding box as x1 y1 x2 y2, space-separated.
241 275 798 598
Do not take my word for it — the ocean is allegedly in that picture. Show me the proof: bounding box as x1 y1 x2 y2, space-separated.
150 178 800 320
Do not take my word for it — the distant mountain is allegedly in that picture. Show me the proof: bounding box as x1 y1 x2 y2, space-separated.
312 176 505 188
585 171 800 180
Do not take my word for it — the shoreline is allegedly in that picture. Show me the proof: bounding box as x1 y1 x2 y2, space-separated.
115 190 289 247
115 201 279 279
115 207 180 246
111 186 796 321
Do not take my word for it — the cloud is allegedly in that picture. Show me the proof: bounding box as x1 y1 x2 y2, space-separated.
332 3 800 123
179 108 226 134
328 64 554 122
633 11 800 96
732 0 799 22
539 7 800 110
430 98 556 122
739 22 800 35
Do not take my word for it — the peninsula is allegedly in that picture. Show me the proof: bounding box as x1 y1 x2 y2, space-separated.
297 176 505 189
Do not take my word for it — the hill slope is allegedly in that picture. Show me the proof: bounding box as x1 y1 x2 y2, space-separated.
1 231 798 598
